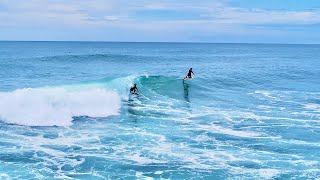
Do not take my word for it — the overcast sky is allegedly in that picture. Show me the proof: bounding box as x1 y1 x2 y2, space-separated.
1 0 320 43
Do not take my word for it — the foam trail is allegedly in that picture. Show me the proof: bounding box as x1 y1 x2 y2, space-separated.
0 86 120 126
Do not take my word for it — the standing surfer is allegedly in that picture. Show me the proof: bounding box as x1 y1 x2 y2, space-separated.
130 83 139 94
184 68 195 80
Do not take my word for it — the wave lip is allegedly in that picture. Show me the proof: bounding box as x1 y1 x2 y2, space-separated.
0 86 121 126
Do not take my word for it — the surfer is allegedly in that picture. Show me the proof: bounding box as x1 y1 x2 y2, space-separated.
184 68 194 79
130 83 139 94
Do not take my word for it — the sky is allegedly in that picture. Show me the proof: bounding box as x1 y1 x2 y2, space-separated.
0 0 320 43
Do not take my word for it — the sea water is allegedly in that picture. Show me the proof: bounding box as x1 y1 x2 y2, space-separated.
0 42 319 179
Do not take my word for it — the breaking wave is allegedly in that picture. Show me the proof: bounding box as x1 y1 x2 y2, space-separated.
0 85 121 126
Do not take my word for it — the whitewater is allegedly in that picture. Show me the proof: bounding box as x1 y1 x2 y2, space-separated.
0 86 120 126
0 42 319 179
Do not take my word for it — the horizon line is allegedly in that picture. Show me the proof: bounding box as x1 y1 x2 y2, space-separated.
0 40 319 46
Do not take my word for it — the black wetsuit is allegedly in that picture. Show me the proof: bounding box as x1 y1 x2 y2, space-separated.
130 86 138 94
187 70 193 78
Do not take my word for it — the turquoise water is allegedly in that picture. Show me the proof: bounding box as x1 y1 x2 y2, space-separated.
0 42 320 179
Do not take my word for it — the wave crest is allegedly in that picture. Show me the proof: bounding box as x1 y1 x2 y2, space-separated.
0 86 120 126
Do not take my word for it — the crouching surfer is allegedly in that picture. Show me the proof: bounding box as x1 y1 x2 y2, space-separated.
184 68 195 80
130 83 139 94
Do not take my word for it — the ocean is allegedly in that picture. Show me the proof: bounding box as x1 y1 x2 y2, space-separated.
0 41 319 179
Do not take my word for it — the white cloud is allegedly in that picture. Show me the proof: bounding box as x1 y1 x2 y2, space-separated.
1 0 320 26
211 7 320 25
0 0 319 42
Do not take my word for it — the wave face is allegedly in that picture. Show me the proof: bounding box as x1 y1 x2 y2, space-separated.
0 42 320 179
0 86 120 126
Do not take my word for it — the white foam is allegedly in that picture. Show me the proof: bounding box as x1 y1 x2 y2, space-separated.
0 86 120 126
253 90 277 100
257 168 280 179
304 103 320 112
0 173 10 179
197 124 261 138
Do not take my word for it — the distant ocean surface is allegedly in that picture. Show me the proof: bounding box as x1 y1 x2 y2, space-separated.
0 41 320 179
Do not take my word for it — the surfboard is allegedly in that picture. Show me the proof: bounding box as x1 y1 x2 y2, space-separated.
129 90 139 96
183 77 193 81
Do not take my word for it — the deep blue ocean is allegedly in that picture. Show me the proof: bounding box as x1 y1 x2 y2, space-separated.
0 42 320 179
